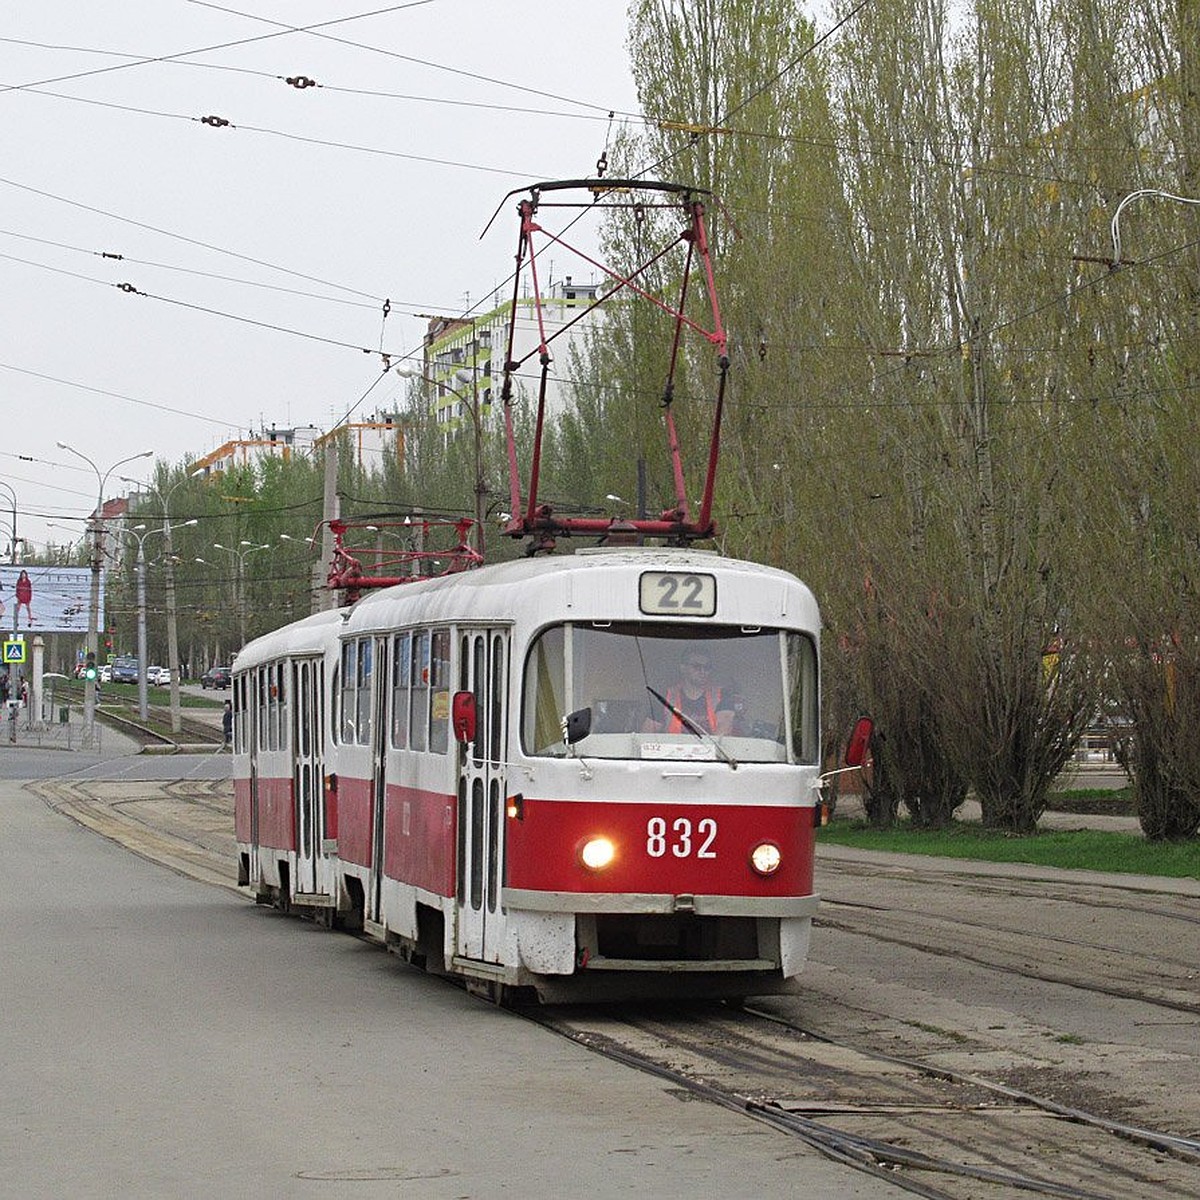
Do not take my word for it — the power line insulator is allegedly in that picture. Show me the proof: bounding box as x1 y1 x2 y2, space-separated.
285 75 318 89
200 115 231 128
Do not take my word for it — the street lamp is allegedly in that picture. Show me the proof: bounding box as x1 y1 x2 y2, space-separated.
212 541 270 647
0 480 16 564
121 472 197 734
1110 187 1200 268
113 520 198 721
395 365 486 552
55 443 153 745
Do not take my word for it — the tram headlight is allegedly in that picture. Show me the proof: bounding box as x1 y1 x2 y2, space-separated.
750 841 782 877
579 836 616 871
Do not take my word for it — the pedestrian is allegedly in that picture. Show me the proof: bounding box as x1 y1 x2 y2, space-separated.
222 699 233 748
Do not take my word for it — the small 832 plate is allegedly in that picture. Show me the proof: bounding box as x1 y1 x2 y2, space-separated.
638 571 717 617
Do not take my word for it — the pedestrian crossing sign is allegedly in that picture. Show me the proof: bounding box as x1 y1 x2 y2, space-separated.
3 639 26 664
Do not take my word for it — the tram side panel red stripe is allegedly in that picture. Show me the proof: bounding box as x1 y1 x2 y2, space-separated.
234 777 251 843
383 785 456 897
506 800 814 896
255 776 296 851
337 775 373 867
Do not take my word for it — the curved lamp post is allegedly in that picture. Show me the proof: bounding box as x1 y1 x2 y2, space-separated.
121 472 198 734
113 520 199 721
212 541 271 648
56 443 153 745
0 480 16 566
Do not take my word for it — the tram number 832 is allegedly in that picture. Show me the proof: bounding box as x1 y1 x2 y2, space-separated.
646 816 718 859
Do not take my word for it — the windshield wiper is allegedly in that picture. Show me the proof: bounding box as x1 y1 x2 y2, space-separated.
645 685 737 769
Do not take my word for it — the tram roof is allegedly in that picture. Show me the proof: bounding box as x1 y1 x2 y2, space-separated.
232 604 349 672
346 546 819 632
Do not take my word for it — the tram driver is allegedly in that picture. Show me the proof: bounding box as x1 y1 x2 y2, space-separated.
642 649 735 736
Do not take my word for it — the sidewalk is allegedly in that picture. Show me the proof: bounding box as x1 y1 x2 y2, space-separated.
1 704 141 755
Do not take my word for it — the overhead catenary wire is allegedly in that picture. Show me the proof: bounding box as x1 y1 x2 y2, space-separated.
186 0 636 117
0 174 381 301
0 1 440 95
0 226 384 310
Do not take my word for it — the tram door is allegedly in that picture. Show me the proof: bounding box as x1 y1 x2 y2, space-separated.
291 657 325 896
366 636 389 924
246 671 262 888
456 628 509 963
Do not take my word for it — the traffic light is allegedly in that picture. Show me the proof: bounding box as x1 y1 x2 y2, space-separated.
83 651 98 683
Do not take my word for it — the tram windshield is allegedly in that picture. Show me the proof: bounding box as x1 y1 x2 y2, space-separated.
522 622 818 764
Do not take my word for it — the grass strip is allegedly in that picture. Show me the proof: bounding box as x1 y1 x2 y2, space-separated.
818 819 1200 879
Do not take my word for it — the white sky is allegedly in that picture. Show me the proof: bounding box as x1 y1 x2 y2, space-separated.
0 1 641 550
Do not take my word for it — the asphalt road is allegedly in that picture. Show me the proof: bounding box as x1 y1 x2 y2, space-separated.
1 756 903 1200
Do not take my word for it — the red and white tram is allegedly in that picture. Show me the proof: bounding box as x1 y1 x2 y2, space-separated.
232 545 829 1001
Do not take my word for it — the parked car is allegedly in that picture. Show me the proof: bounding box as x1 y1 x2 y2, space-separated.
201 665 231 690
110 655 139 684
147 666 171 686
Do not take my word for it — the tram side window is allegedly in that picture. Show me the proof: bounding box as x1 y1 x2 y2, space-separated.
428 628 451 755
298 662 310 758
489 633 505 764
339 642 356 744
391 632 410 749
232 676 243 753
273 661 289 752
330 662 341 745
786 633 819 764
256 667 268 748
356 639 373 745
522 625 566 756
267 662 280 751
409 630 430 752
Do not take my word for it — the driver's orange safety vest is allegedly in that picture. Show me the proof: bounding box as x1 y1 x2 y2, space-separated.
665 686 722 734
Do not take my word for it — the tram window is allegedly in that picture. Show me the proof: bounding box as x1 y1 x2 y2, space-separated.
489 634 505 764
265 664 275 750
456 775 467 906
487 780 500 913
339 642 356 744
391 633 410 749
522 623 799 763
257 669 268 748
330 662 341 746
319 662 327 751
356 639 373 745
470 777 484 911
276 663 288 753
523 626 565 754
786 633 819 764
268 662 281 751
472 635 486 768
409 631 430 752
298 663 310 758
429 628 451 755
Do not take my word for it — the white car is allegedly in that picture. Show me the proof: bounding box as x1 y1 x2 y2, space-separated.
147 666 171 686
99 663 113 683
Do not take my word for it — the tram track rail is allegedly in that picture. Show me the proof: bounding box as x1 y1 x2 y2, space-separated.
526 1001 1200 1200
816 859 1200 1018
95 703 224 750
